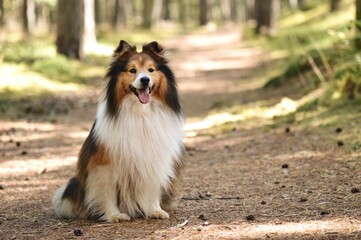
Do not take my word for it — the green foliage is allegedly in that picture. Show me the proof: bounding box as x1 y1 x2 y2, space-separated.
5 40 114 90
338 73 361 99
0 38 104 119
264 58 301 88
244 4 357 99
30 55 83 83
0 39 54 64
332 52 361 99
263 1 361 103
260 0 361 148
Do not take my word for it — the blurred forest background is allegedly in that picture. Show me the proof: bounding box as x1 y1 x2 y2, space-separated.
0 0 361 122
0 0 360 126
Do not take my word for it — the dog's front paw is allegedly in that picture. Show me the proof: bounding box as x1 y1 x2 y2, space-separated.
108 213 131 222
149 209 170 219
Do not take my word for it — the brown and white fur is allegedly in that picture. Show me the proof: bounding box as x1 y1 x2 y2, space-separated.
52 40 184 222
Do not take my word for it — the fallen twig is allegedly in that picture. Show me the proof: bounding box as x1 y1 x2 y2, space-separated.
175 219 188 229
185 146 207 152
214 196 241 200
21 231 43 235
181 196 209 201
181 196 242 201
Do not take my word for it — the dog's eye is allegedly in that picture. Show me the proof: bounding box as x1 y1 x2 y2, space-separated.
148 68 155 73
129 69 137 74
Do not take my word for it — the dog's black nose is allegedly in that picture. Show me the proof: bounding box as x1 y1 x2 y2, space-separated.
140 77 150 86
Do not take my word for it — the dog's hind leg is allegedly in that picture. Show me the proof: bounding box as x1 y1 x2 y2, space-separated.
85 165 130 222
161 159 184 212
53 177 86 219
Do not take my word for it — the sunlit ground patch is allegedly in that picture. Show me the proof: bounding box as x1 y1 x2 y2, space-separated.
154 218 361 239
0 156 77 176
0 63 84 93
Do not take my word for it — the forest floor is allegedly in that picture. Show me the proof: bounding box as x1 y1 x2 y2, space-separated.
1 30 361 240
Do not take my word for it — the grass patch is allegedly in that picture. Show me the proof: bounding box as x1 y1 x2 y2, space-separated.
0 38 103 119
263 1 355 88
0 63 84 93
31 55 77 81
224 0 361 155
0 38 55 64
257 0 361 133
269 78 361 151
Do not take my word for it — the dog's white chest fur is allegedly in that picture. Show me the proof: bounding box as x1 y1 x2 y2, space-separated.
93 97 183 216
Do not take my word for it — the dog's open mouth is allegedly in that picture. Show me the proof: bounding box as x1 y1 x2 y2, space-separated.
130 86 152 104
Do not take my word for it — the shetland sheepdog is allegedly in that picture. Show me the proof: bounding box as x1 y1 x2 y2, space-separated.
52 40 184 222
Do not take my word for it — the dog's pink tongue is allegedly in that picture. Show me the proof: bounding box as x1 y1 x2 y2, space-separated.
138 88 151 104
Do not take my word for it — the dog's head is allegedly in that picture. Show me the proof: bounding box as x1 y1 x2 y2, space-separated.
105 40 181 116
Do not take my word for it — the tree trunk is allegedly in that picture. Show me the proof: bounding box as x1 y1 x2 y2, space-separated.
34 2 49 32
288 0 306 10
255 0 267 34
298 0 305 9
288 0 298 10
255 0 279 35
356 0 361 50
56 0 84 60
178 0 187 32
330 0 341 12
22 0 36 34
84 0 97 50
208 0 215 21
142 0 154 28
200 0 208 25
0 0 4 26
94 0 102 25
113 0 127 30
48 3 56 31
239 0 247 38
151 0 162 25
162 0 171 20
230 0 237 23
220 0 231 23
271 0 280 34
234 0 246 23
246 0 255 20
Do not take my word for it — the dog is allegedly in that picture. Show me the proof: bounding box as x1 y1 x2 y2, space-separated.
52 40 184 222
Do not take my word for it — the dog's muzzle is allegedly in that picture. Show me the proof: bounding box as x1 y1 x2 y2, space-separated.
130 85 152 104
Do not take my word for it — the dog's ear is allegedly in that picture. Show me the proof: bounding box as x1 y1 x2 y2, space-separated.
114 40 136 57
142 41 166 62
142 41 164 55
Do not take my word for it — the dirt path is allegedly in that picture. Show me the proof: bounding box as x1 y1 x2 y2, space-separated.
1 31 361 240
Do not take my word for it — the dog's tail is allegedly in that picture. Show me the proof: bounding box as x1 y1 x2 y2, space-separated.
52 177 84 219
